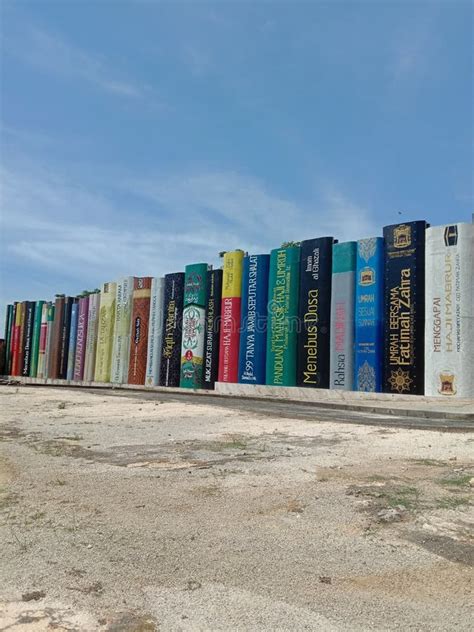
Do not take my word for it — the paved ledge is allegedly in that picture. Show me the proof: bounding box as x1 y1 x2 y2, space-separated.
1 376 473 421
215 382 474 421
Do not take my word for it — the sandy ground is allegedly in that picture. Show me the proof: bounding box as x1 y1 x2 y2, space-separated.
0 385 473 631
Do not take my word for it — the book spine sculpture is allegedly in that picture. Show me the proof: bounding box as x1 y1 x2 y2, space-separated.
180 263 208 389
17 302 27 377
36 302 49 378
159 272 185 387
425 223 474 397
354 237 384 392
111 277 133 384
128 277 152 385
94 282 117 383
218 250 244 383
266 245 300 386
29 300 44 377
145 277 165 386
58 297 73 380
73 296 89 381
43 303 55 379
4 304 13 375
203 269 223 390
66 299 79 380
7 304 17 375
383 221 427 395
48 297 64 379
297 237 335 388
10 303 21 376
238 254 270 385
84 293 100 382
330 242 356 390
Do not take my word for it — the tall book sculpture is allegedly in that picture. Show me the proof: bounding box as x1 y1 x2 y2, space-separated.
218 250 244 383
180 264 208 389
159 273 185 387
425 223 474 397
297 237 335 388
84 292 100 382
266 245 300 387
128 277 152 385
203 269 223 390
145 277 165 386
66 299 79 381
111 277 133 384
73 296 89 381
383 221 427 395
354 238 384 392
238 254 269 385
36 302 49 379
329 242 356 390
94 282 117 383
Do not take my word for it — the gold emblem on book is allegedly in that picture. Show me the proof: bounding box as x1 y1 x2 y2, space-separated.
438 372 456 396
388 368 413 393
360 266 375 286
393 224 411 249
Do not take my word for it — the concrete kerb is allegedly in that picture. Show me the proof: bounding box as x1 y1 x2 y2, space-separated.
2 376 473 422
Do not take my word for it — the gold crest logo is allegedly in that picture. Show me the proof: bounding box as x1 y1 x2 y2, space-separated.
360 266 375 286
393 224 411 249
388 368 413 393
438 372 456 396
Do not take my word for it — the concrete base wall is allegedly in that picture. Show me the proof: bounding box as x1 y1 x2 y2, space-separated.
2 376 473 420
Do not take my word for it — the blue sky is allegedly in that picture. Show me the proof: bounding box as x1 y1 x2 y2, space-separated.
1 0 472 326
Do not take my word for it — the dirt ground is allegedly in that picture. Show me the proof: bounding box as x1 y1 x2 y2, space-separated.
0 385 473 631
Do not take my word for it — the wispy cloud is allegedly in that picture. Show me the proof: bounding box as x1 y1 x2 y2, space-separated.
5 24 148 99
181 44 213 77
125 171 377 247
389 12 438 82
0 156 377 311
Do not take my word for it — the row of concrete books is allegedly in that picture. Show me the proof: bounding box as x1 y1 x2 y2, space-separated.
2 221 473 397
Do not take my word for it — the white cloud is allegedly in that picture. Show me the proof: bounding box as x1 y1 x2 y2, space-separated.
0 158 378 314
126 171 377 246
6 24 148 99
389 12 438 82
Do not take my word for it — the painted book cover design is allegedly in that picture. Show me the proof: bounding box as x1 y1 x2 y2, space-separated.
49 297 65 380
266 246 300 387
159 272 185 387
17 302 27 377
6 304 16 375
203 269 223 390
66 299 79 380
73 296 89 381
44 303 55 379
180 263 208 389
4 304 13 375
10 303 22 376
218 250 244 383
383 221 427 395
128 277 152 385
330 242 356 390
94 282 117 383
145 277 165 386
425 223 473 397
84 293 100 382
238 254 270 385
36 302 49 379
58 297 73 380
354 238 384 392
111 277 133 384
297 237 335 388
29 300 44 377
